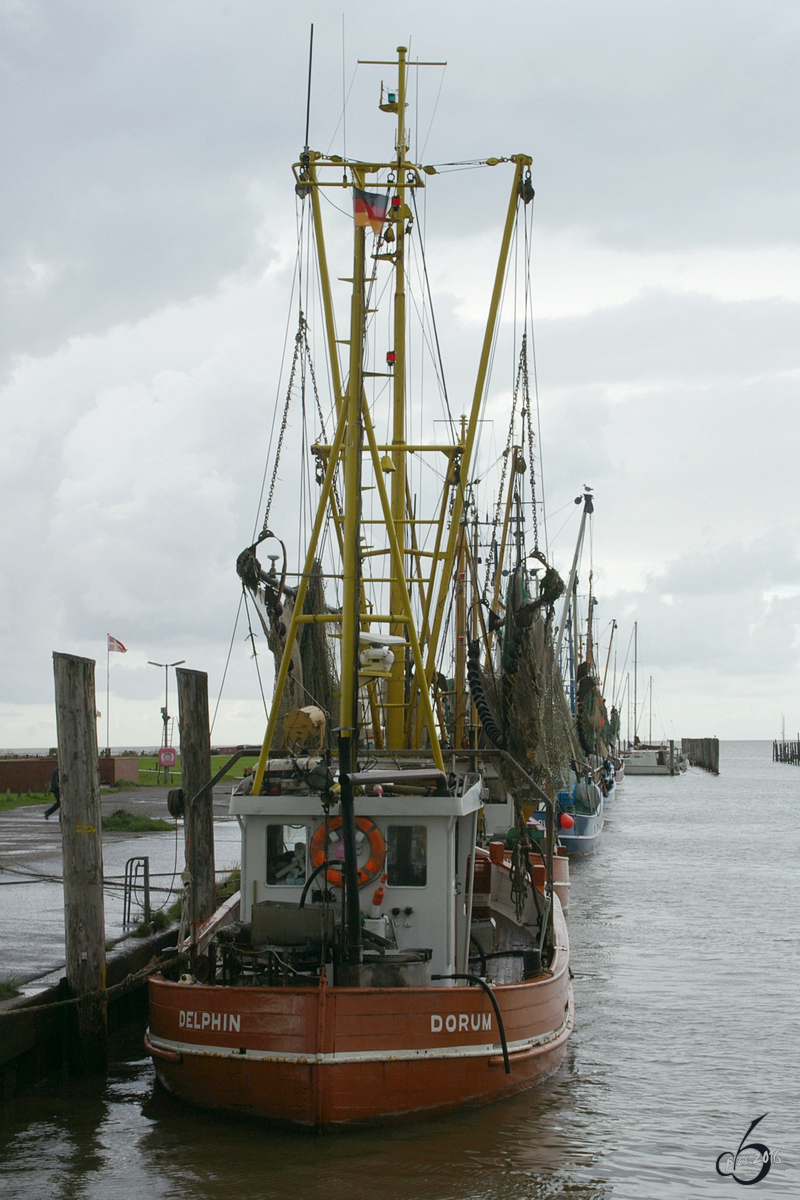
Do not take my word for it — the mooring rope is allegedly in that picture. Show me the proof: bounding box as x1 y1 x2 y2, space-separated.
0 962 161 1020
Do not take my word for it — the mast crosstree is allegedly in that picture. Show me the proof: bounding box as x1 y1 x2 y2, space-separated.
251 47 534 792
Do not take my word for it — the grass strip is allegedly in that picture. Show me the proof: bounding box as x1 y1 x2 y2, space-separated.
134 754 260 787
101 809 174 833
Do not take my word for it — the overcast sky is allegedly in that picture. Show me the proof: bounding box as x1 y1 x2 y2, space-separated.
2 0 799 748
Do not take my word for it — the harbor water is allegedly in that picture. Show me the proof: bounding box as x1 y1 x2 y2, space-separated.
1 741 797 1197
0 810 240 983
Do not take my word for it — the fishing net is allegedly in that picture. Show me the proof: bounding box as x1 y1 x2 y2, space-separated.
501 617 573 796
575 662 609 756
237 549 340 749
299 562 340 733
486 565 571 796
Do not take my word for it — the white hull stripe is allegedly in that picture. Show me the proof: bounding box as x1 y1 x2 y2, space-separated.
147 1011 571 1067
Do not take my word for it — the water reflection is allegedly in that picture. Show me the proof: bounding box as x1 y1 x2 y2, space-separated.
136 1057 613 1200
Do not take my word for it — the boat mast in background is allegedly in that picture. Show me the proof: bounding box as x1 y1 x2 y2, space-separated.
633 620 638 743
554 489 594 665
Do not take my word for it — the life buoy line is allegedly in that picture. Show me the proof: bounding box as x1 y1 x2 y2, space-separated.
310 816 386 889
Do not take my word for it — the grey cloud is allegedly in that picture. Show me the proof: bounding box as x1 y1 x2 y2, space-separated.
4 0 800 742
605 585 800 677
646 532 800 598
535 291 800 388
4 0 800 381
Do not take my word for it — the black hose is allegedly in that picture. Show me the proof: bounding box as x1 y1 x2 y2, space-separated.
468 935 487 976
432 973 511 1074
299 860 339 908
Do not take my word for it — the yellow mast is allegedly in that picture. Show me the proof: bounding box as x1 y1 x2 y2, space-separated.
410 156 532 746
339 182 366 752
453 526 467 749
254 48 530 785
387 45 409 747
336 194 367 963
452 416 468 750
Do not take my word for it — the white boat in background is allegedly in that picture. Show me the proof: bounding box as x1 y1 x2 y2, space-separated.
621 743 683 776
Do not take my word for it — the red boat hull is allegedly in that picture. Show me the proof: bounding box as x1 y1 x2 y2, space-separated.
146 913 572 1127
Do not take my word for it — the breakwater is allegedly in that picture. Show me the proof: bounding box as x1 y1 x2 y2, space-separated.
681 737 719 774
773 739 800 764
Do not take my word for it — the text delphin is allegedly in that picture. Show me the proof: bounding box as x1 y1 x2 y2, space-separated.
179 1010 241 1032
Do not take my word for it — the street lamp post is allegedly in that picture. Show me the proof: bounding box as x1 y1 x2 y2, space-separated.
148 659 186 782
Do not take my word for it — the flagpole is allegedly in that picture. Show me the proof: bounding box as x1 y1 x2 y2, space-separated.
106 635 110 756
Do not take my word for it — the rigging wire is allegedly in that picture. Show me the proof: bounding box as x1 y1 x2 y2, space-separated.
469 210 519 488
613 624 636 708
410 191 453 430
519 195 540 554
242 591 270 719
526 204 549 557
342 15 347 162
250 203 306 543
549 503 581 549
419 66 447 160
210 591 245 736
326 65 357 154
318 185 356 222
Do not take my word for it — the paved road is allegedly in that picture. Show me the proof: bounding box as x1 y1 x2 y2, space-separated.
0 785 233 869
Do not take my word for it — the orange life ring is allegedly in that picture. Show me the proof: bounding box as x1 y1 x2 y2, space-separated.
310 816 386 889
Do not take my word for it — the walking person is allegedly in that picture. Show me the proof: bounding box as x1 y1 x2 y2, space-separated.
44 765 60 819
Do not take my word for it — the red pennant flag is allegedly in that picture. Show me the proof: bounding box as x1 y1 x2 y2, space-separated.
353 187 389 235
108 635 127 653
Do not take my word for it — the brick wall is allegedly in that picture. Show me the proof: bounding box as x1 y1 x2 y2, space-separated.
0 756 139 791
0 758 58 792
99 757 139 784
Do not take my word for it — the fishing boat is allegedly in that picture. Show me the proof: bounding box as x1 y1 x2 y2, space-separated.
145 44 573 1128
622 744 681 775
530 490 609 856
617 624 683 776
554 776 604 856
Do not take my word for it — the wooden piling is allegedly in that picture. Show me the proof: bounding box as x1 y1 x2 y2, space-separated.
773 739 800 764
176 669 215 943
52 652 107 1075
681 737 719 774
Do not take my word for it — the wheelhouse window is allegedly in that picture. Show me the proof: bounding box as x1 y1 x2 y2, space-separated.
266 824 308 885
386 825 427 887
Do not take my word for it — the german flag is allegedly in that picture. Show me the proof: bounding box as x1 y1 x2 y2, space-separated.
353 187 389 234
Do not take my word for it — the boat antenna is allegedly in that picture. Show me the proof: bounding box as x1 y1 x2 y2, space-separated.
304 23 314 156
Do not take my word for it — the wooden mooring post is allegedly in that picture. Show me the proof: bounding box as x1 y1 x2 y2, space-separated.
681 737 720 774
773 740 800 764
176 668 215 952
52 652 107 1075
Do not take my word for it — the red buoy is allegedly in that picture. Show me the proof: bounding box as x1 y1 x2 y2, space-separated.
559 812 575 830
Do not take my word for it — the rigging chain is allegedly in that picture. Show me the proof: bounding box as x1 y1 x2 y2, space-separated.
261 306 343 541
482 332 540 600
261 311 310 536
518 332 540 553
483 357 521 599
308 334 343 517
